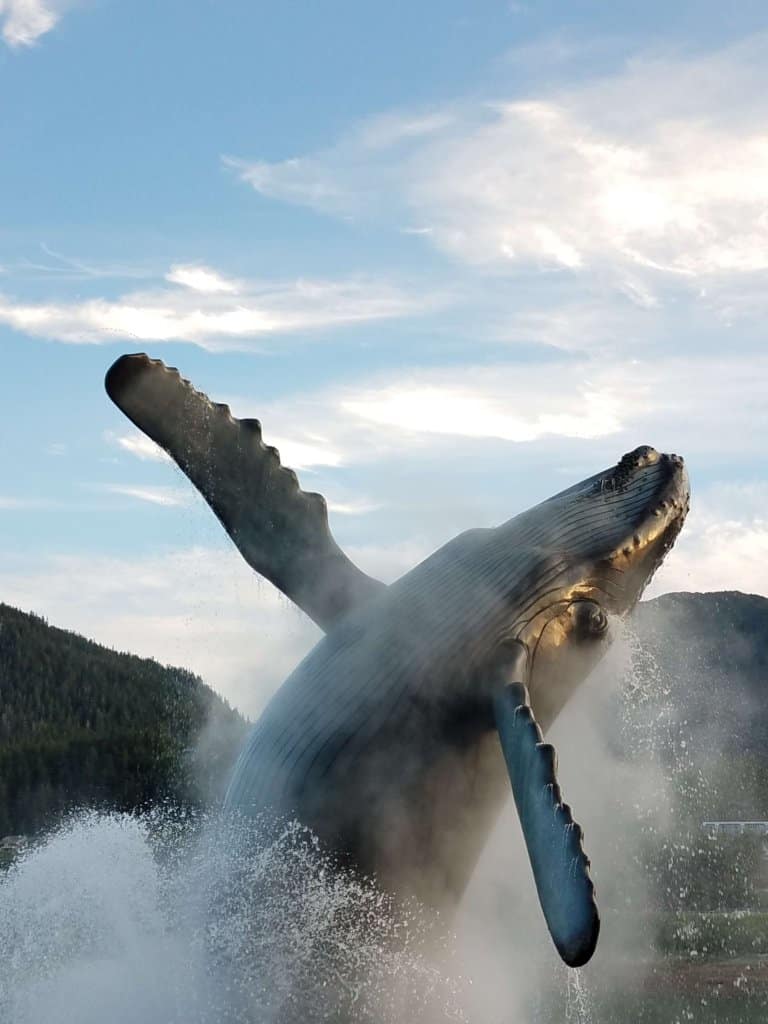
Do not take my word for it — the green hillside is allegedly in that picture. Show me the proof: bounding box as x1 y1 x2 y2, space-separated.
0 603 248 837
610 591 768 912
633 590 768 764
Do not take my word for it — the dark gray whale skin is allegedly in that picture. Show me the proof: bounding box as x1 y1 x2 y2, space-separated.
105 353 689 967
224 448 687 904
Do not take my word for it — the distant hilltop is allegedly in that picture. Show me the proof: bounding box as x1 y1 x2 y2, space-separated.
0 603 248 838
632 590 768 764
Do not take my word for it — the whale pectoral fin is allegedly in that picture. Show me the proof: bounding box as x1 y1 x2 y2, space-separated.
491 653 599 967
105 354 387 631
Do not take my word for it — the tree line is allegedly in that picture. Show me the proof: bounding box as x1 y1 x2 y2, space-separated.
0 603 248 837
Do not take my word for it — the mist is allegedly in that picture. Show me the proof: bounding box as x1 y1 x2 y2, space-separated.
0 810 468 1023
453 603 768 1022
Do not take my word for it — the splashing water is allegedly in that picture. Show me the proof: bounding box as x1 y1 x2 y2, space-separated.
565 966 593 1024
564 969 593 1023
6 624 762 1024
0 810 468 1024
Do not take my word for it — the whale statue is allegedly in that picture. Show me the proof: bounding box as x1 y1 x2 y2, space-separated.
106 353 689 968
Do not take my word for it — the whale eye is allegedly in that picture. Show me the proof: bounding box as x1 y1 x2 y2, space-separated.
571 600 609 638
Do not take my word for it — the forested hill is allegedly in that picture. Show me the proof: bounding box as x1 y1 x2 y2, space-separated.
609 591 768 912
0 603 249 837
632 590 768 764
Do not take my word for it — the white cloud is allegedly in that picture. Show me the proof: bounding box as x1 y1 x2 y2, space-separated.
165 264 240 294
633 354 768 460
326 498 381 516
649 507 768 599
486 295 659 354
217 366 620 477
231 37 768 280
13 244 152 282
0 268 433 348
104 430 172 463
222 347 768 475
1 0 62 47
263 435 343 471
341 380 621 443
101 484 192 508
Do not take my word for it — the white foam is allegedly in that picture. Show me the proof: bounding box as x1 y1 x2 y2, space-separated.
0 811 466 1023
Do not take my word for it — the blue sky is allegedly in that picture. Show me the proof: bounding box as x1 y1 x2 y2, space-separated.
2 1 768 713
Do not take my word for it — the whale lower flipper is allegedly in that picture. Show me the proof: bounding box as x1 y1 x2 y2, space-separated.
105 354 386 631
490 646 600 967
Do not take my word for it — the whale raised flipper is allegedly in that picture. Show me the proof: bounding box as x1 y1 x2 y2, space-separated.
490 647 599 967
105 354 386 631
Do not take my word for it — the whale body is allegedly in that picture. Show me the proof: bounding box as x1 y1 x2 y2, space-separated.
106 353 689 967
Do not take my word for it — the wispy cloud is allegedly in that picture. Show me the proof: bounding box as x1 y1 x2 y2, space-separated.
165 263 240 294
0 265 435 348
2 0 56 47
10 244 154 283
341 379 621 443
1 0 73 48
263 435 343 471
326 498 381 516
0 495 54 509
231 37 768 281
104 430 172 464
100 484 192 508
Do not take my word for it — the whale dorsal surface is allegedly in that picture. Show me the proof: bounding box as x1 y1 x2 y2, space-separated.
105 354 386 631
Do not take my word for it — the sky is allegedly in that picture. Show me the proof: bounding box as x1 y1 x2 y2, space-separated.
1 1 767 715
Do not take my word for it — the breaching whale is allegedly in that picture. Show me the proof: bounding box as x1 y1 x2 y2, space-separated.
106 353 689 968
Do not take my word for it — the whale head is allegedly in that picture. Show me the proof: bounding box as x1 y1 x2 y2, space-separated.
494 446 689 726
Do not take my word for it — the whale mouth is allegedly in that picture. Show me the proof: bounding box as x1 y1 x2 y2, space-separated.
599 447 690 612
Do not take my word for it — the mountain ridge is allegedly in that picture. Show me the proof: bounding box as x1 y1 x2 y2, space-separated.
0 601 248 837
